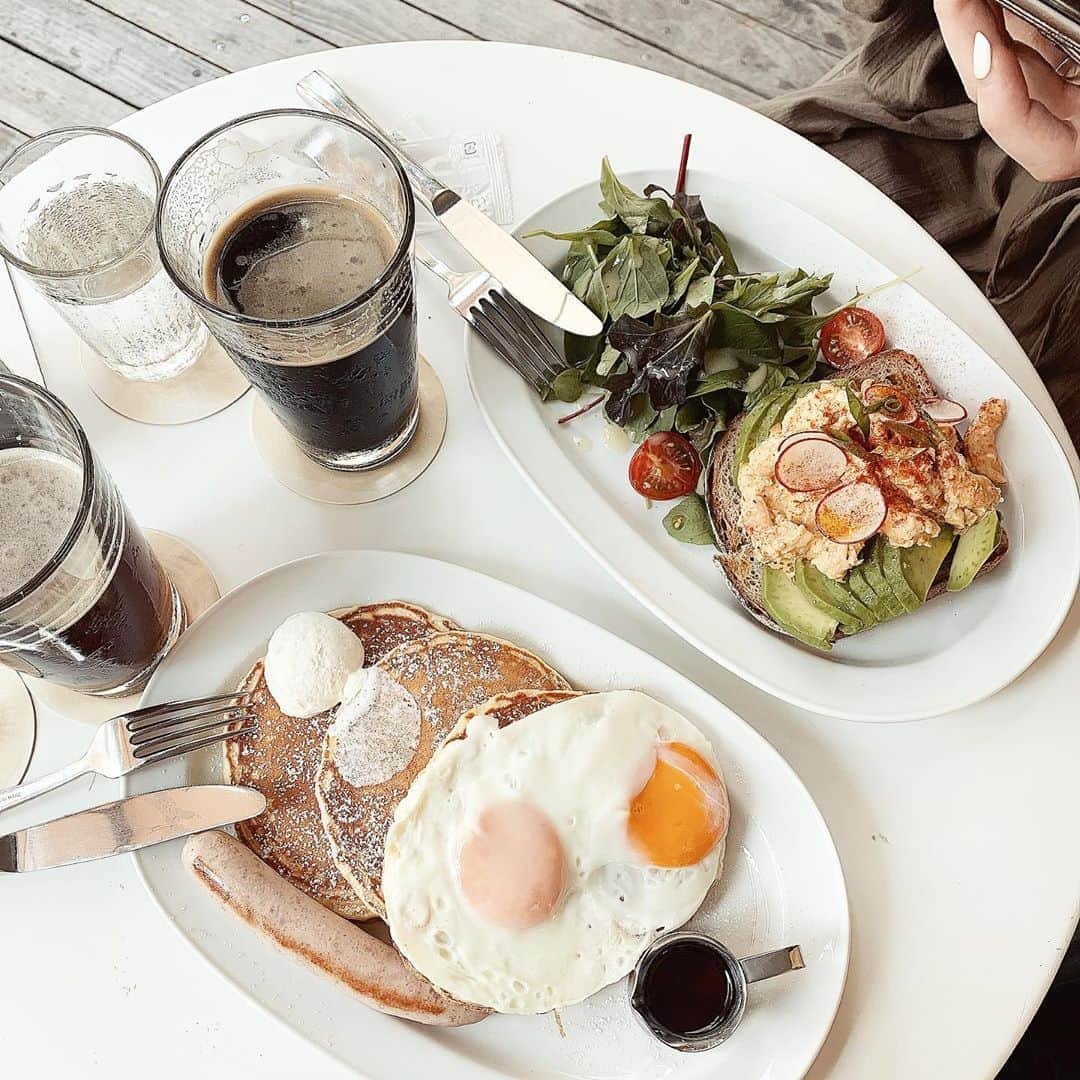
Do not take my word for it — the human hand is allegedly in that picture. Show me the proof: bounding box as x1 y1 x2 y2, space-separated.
935 0 1080 180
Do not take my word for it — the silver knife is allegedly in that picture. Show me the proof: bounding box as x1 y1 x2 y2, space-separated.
296 70 602 339
0 785 265 872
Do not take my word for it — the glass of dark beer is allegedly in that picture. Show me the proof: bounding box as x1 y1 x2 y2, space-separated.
156 109 418 471
0 373 183 694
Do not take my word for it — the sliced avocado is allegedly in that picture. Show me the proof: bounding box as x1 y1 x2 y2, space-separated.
899 526 955 601
860 551 904 618
762 565 836 651
796 560 873 634
846 565 881 620
947 511 1001 592
880 540 921 614
733 386 799 480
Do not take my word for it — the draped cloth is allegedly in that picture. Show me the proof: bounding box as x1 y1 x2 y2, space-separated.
760 0 1080 449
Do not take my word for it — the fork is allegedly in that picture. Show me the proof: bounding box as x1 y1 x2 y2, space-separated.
415 243 567 397
0 692 255 815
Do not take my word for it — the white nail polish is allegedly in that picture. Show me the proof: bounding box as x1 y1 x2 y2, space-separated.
973 32 992 80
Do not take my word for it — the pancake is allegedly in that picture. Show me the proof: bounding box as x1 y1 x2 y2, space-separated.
316 632 572 918
224 601 458 920
449 688 585 740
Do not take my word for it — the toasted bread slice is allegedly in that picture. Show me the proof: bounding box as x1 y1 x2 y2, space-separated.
706 351 1009 645
224 602 458 920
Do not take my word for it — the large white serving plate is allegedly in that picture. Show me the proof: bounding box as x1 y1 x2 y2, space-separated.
466 170 1080 722
127 550 847 1080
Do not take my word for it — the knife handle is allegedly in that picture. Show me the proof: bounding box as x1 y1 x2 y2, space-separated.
0 757 89 815
296 70 453 215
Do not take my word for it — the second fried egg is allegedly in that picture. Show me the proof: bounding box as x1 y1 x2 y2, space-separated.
382 690 729 1013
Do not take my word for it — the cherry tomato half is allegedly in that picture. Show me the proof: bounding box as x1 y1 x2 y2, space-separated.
819 307 886 368
628 431 702 500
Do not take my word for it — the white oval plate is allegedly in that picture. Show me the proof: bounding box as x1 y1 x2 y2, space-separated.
128 550 848 1080
465 171 1080 722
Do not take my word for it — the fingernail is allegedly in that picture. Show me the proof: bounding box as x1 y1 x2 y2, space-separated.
973 31 992 80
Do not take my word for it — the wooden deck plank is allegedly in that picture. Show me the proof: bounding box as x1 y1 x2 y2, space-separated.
716 0 867 56
0 38 130 132
564 0 838 96
394 0 764 103
91 0 333 71
0 0 225 108
251 0 476 47
0 0 866 137
0 121 28 161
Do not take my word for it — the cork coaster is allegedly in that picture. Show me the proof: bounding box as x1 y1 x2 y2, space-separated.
80 337 249 425
0 667 35 787
26 530 221 726
250 355 447 505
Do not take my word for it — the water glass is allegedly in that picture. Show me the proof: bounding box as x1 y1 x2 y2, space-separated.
0 127 210 382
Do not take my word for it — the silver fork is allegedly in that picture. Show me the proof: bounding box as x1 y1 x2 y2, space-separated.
416 243 567 397
0 692 255 814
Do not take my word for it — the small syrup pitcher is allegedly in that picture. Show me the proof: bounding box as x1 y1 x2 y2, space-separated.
628 931 805 1051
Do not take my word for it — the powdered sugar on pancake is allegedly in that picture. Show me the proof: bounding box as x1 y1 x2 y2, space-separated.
328 668 421 788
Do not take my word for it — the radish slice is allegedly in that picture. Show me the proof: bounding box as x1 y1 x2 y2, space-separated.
862 384 917 423
921 397 967 424
774 437 849 492
816 481 887 544
776 430 838 455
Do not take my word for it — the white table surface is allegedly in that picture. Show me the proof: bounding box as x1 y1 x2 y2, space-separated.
2 42 1078 1080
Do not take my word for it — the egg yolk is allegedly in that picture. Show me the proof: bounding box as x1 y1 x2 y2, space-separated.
458 800 566 930
628 743 729 868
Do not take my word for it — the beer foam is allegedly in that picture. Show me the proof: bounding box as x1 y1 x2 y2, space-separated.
0 448 117 639
0 448 82 596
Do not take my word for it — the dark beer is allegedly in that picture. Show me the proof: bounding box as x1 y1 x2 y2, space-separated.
202 187 417 464
0 446 179 694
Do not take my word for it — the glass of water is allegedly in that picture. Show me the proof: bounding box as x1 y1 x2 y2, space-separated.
0 127 209 382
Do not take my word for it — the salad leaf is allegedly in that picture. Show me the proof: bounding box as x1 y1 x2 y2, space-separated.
666 255 700 309
563 240 609 319
600 157 673 232
663 494 715 545
551 368 584 403
605 308 713 423
601 234 671 319
523 221 622 246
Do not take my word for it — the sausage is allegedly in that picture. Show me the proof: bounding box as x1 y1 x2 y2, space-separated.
183 830 489 1027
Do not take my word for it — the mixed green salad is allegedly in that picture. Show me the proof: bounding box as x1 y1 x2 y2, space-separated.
529 158 851 459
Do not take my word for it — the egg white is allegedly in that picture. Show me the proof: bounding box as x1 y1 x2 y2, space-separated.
382 690 726 1014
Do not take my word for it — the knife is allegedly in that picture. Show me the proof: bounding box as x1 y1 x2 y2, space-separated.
0 785 265 872
296 70 602 339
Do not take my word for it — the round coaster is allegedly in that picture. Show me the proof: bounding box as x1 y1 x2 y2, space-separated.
250 355 447 505
0 667 36 787
26 529 221 725
80 337 249 425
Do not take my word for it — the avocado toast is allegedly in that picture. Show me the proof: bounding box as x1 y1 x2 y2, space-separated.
706 350 1009 650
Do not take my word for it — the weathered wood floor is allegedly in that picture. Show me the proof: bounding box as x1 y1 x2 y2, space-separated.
0 0 865 158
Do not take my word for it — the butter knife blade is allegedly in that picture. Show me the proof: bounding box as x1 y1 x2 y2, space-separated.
296 70 603 338
0 785 265 872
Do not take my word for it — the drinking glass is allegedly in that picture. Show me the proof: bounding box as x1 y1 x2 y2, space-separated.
0 373 184 695
0 128 210 382
156 109 418 471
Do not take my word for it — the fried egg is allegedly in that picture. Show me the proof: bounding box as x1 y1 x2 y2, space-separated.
382 690 729 1014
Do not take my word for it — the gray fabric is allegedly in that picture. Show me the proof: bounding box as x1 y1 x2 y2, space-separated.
761 0 1080 448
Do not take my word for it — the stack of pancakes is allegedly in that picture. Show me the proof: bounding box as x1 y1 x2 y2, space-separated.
224 601 575 922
